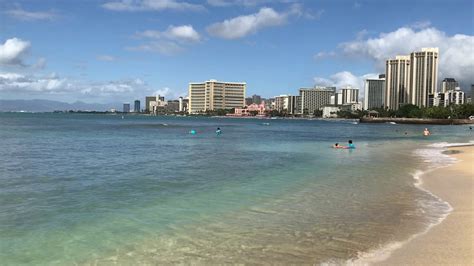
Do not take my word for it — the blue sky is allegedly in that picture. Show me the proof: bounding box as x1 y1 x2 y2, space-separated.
1 0 473 103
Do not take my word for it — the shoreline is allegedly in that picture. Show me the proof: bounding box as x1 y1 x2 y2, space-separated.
377 144 474 265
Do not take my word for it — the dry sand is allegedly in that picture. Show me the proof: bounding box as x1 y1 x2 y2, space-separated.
378 145 474 265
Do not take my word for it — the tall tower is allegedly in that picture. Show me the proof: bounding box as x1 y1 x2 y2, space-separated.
385 56 410 110
409 48 439 107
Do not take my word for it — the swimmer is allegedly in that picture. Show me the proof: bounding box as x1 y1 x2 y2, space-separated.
333 143 341 148
189 129 197 135
423 128 431 136
215 127 222 135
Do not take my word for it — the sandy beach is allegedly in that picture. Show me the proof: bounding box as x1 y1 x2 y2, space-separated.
379 145 474 265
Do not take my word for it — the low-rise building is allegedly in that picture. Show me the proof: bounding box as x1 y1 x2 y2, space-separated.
230 102 267 116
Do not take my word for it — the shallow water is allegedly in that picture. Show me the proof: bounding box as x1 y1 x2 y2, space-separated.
0 113 472 264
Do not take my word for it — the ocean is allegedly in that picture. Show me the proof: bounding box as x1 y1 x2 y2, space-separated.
0 113 472 265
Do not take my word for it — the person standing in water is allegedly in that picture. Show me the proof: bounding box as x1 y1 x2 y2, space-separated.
215 127 222 136
423 128 431 136
346 140 355 149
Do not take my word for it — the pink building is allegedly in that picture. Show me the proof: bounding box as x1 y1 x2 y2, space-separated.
228 101 267 116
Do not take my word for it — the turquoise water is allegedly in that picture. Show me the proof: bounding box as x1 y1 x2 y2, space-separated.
0 113 472 264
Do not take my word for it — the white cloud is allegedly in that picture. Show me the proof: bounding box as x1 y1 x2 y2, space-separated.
137 25 201 42
207 0 272 6
127 41 183 55
0 72 68 93
132 25 201 55
207 0 303 7
102 0 204 12
165 25 201 42
340 26 474 88
313 71 378 97
97 55 118 61
313 51 336 60
5 8 57 21
0 38 31 66
207 7 288 39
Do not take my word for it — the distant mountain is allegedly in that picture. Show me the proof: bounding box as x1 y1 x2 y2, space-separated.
0 99 122 112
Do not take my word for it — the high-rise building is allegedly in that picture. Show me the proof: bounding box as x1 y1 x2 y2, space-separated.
288 95 301 115
188 80 246 113
299 86 336 114
134 100 140 113
441 78 458 93
274 95 300 114
341 87 359 104
274 95 289 112
252 94 262 104
364 76 385 110
385 55 410 110
123 103 130 113
409 48 439 107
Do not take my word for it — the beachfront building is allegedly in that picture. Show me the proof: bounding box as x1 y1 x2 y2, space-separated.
145 95 165 113
444 87 465 106
274 95 301 114
274 95 290 112
146 95 166 114
322 106 340 118
364 75 385 110
385 55 411 110
230 102 267 116
331 92 343 106
441 78 459 93
166 100 180 112
299 86 336 115
340 87 359 104
123 103 130 113
188 80 246 114
178 97 188 112
409 48 439 108
134 100 140 113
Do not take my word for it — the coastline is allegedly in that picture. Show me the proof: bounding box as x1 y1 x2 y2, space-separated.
377 145 474 265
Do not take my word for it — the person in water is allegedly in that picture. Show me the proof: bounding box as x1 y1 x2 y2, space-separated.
189 129 197 135
333 143 340 148
215 127 222 135
346 140 355 149
423 128 431 136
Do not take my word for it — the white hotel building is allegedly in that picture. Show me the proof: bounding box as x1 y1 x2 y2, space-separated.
188 80 246 114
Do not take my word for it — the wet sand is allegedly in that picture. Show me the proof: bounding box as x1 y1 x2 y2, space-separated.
379 145 474 265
